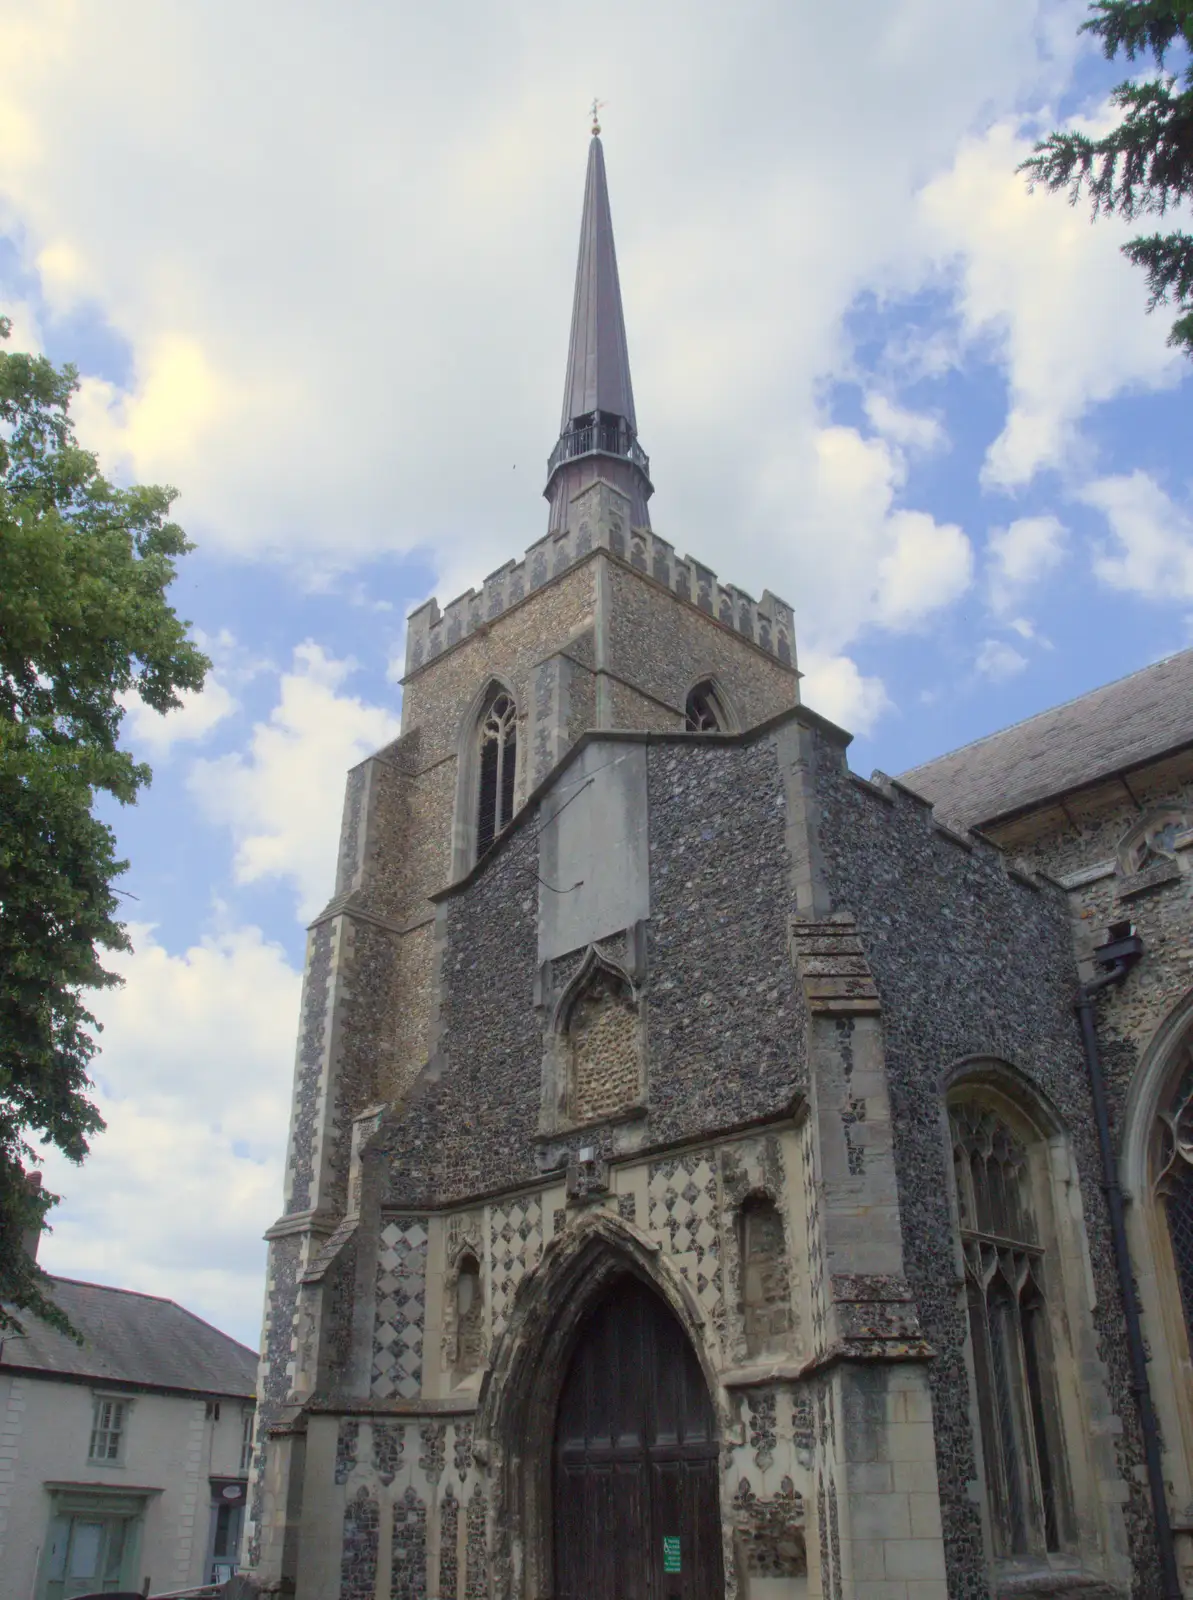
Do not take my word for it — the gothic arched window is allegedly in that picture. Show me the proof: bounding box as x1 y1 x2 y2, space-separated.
1155 1053 1193 1347
685 680 728 733
950 1099 1071 1558
476 691 517 859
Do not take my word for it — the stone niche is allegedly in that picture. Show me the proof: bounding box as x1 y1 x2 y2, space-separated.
441 1213 485 1388
740 1196 794 1358
538 942 646 1135
568 966 640 1123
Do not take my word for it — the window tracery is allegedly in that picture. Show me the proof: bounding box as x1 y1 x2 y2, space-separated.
950 1101 1070 1558
476 691 517 859
685 681 728 733
1116 808 1186 879
1154 1048 1193 1347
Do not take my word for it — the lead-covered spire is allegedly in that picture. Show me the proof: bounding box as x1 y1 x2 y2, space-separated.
544 118 652 533
559 130 636 432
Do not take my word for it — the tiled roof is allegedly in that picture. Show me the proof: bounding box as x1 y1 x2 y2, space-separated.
899 648 1193 831
0 1277 257 1397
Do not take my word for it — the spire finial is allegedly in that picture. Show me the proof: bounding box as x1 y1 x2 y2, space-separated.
590 97 603 136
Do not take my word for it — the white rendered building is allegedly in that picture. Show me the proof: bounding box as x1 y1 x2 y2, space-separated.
0 1275 257 1599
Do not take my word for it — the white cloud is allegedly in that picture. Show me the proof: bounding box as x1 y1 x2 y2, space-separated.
753 423 974 657
987 513 1067 614
917 116 1182 489
875 510 974 630
976 637 1029 682
36 922 300 1345
7 0 1164 746
863 392 946 454
189 643 401 919
120 675 238 758
799 651 893 735
0 2 1074 601
0 293 43 354
1081 471 1193 600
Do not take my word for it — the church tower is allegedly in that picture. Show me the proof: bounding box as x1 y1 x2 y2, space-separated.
241 118 1192 1600
245 124 801 1593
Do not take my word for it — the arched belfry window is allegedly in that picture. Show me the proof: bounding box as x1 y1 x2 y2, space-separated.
950 1099 1071 1559
477 690 517 858
685 680 729 733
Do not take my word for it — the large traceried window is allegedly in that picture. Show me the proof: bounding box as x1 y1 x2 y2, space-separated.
476 691 517 859
1154 1049 1193 1346
951 1101 1071 1559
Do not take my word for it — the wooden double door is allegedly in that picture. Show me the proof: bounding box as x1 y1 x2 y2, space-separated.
553 1276 724 1600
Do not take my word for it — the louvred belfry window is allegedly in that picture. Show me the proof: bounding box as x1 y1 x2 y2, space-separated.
476 692 517 859
950 1102 1070 1559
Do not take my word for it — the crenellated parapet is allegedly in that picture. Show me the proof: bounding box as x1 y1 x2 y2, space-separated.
404 480 795 677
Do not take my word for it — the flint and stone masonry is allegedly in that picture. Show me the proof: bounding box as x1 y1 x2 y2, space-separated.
242 125 1193 1600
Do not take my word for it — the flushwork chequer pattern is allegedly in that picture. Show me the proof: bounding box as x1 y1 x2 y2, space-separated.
371 1218 428 1399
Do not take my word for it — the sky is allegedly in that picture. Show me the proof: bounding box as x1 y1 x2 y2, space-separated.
2 0 1191 1350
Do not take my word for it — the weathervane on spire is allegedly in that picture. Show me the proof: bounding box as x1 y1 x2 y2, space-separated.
590 97 604 136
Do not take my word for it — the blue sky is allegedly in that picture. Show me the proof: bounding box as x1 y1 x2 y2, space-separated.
2 0 1190 1347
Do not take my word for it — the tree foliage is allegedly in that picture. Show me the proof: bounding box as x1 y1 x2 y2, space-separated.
0 318 209 1331
1021 0 1193 353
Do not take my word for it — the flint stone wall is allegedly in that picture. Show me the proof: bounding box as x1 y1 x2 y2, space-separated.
379 736 806 1209
812 744 1140 1599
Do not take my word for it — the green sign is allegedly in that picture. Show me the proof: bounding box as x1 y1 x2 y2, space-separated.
662 1537 681 1574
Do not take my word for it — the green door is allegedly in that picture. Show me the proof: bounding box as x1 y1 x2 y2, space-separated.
43 1511 134 1598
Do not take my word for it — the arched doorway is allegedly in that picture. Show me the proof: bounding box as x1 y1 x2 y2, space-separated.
553 1274 723 1600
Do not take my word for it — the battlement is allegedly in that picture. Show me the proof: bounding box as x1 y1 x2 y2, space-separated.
403 480 795 678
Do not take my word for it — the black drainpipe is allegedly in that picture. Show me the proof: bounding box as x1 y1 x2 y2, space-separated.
1076 924 1182 1600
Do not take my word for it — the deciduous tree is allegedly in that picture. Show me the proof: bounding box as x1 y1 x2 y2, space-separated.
0 319 209 1330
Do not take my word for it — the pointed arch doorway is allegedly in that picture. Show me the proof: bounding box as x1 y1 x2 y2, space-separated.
553 1274 724 1600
